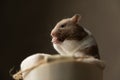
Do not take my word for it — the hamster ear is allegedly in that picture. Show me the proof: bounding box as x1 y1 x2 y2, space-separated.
71 14 81 24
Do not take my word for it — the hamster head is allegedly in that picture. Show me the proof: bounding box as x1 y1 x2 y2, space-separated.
51 14 89 44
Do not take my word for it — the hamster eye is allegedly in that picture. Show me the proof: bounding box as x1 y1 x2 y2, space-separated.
60 24 66 28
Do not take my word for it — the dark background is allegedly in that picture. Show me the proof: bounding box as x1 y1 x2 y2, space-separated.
0 0 120 80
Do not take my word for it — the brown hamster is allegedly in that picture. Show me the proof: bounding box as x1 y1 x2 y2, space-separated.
51 14 100 59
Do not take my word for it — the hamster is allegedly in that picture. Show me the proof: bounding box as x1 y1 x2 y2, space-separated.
51 14 100 59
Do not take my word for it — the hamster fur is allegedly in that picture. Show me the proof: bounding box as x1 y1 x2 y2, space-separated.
51 14 100 59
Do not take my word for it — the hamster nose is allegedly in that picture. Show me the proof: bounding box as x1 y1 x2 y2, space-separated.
51 31 56 37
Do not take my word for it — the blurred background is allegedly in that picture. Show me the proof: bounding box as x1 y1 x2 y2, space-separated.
0 0 120 80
